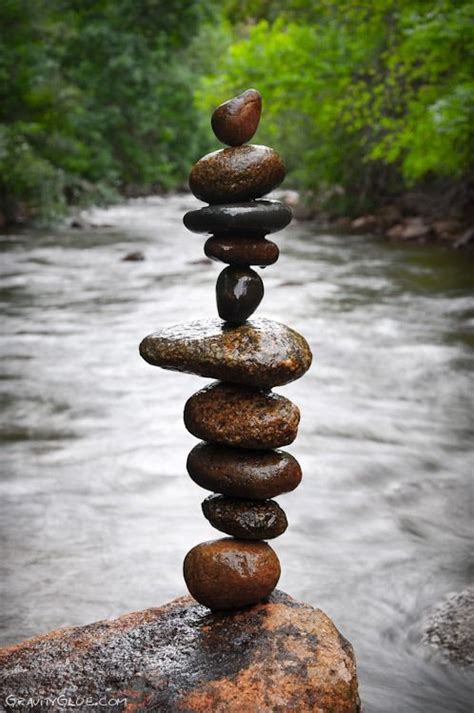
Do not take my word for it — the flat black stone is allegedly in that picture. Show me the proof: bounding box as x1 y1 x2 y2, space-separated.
183 200 292 236
216 266 264 323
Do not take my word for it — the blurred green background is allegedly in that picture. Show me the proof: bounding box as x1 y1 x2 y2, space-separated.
0 0 472 223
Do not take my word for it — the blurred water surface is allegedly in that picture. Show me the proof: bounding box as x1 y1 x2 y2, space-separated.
1 195 473 712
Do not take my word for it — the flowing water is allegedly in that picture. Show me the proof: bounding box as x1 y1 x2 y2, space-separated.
1 194 473 712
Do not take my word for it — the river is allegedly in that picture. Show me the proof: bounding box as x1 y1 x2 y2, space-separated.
1 194 473 712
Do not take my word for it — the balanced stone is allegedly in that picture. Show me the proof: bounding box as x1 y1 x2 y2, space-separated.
187 443 302 499
183 538 280 610
183 199 292 236
184 382 300 449
140 317 312 389
202 494 288 540
189 145 285 204
211 88 262 146
204 235 279 266
216 266 264 323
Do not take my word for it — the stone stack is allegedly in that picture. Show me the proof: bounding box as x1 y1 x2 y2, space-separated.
140 88 312 611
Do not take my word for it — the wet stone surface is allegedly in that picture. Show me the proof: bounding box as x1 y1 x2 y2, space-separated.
183 199 292 236
183 538 281 611
211 88 262 146
187 443 302 499
202 494 288 540
184 381 300 449
189 145 285 204
0 591 360 712
139 317 312 389
204 235 279 266
424 586 474 666
216 265 264 323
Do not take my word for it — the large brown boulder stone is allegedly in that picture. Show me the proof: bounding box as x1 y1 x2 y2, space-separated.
0 591 361 712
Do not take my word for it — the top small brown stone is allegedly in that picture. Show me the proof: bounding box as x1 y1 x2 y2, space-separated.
211 88 262 146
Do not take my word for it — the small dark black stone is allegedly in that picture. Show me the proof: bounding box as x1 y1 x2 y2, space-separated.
183 200 292 236
216 266 264 323
201 494 288 540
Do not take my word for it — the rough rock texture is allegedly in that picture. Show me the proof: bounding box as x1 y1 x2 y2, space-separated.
189 145 285 204
211 88 262 146
183 199 292 236
184 382 300 449
0 591 361 712
202 494 288 540
216 265 264 323
183 538 281 610
204 235 280 266
187 443 303 499
139 317 312 388
424 586 474 666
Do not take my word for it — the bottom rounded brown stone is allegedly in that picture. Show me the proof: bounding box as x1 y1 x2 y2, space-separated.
183 538 280 610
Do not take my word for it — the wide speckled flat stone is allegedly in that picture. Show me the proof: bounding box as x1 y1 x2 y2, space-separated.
139 317 312 388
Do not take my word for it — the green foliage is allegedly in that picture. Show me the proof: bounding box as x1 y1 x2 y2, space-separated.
0 0 216 222
1 0 472 221
198 0 474 213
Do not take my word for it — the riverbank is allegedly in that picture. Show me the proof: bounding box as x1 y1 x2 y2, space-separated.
278 185 474 249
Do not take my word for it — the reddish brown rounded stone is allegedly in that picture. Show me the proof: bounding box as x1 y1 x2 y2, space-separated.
187 443 302 499
189 145 285 204
184 382 300 449
211 88 262 146
202 494 288 540
183 538 280 610
204 235 279 266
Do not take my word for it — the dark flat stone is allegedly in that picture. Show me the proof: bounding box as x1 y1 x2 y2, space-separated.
216 266 264 323
184 382 300 449
202 494 288 540
189 145 285 204
139 317 312 388
211 88 262 146
204 235 279 266
187 443 302 499
0 592 360 711
183 199 292 236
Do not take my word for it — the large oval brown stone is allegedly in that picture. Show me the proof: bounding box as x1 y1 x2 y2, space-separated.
204 235 279 266
184 382 300 449
211 88 262 146
189 145 285 204
202 494 288 540
139 317 312 389
183 538 280 610
187 443 302 499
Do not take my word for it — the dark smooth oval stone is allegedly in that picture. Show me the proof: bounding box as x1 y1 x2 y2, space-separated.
183 538 280 610
183 200 292 236
140 317 312 389
202 494 288 540
184 382 300 449
204 236 279 267
187 443 302 499
211 88 262 146
189 145 285 204
216 266 264 323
